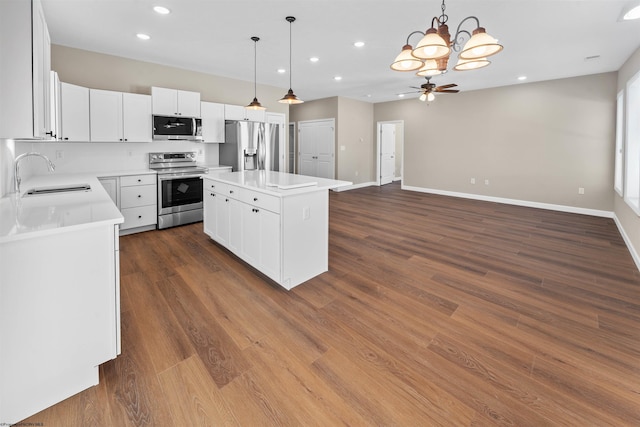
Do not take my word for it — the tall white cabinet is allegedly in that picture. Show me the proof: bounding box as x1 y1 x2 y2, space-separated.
0 0 52 139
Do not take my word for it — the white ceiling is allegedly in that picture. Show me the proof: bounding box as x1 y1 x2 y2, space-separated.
41 0 640 103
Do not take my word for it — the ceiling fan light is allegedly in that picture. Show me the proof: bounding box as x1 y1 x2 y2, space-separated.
459 27 503 60
416 59 442 77
391 44 424 71
419 93 427 102
427 92 435 102
412 28 450 60
279 88 304 104
454 56 490 71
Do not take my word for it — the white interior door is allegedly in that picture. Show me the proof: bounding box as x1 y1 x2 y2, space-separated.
298 119 335 179
380 123 395 185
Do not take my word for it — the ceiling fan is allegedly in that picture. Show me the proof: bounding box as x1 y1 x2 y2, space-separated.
405 77 459 102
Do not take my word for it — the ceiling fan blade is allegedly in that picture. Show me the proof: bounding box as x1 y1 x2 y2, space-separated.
436 89 460 93
409 86 422 90
437 83 458 89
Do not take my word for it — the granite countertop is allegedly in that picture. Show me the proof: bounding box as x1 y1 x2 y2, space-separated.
203 170 351 196
0 173 124 243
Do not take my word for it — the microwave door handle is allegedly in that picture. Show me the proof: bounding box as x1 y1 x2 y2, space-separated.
192 117 196 136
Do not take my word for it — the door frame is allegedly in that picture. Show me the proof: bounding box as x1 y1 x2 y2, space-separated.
376 120 404 186
288 122 296 174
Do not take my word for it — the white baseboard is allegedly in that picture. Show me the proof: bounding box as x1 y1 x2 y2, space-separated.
332 181 376 192
613 214 640 272
402 185 614 218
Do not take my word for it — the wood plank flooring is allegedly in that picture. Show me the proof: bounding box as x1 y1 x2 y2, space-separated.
22 182 640 426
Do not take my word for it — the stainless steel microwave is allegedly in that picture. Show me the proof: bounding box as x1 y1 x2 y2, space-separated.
152 115 203 141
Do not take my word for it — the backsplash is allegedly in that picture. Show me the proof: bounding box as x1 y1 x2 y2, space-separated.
13 140 219 179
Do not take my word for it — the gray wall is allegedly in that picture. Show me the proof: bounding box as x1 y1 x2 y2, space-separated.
616 45 640 265
289 96 374 185
374 72 617 212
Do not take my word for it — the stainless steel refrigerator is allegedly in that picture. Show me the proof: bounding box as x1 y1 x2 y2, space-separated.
220 120 279 172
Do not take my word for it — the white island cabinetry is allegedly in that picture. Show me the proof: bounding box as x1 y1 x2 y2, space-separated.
203 171 349 289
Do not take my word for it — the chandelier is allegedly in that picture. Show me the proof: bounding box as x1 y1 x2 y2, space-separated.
390 0 503 76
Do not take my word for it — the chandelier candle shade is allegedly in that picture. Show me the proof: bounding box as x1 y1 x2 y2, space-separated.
279 16 304 104
246 36 266 110
391 0 502 75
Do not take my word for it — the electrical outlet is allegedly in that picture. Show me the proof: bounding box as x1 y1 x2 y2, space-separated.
55 150 64 159
470 178 475 184
127 150 133 157
302 206 310 220
578 187 585 195
484 179 490 186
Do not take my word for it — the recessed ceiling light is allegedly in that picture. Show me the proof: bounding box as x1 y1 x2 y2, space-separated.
334 76 342 81
354 41 365 48
310 57 319 63
136 33 151 40
398 94 405 98
153 6 170 15
585 55 601 61
277 68 286 73
517 76 527 81
621 2 640 20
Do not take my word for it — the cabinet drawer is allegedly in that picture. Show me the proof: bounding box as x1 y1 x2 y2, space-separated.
121 184 156 208
242 191 281 214
208 181 243 200
121 205 157 230
121 174 156 187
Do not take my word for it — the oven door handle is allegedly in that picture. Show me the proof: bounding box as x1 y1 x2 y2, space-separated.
158 173 206 181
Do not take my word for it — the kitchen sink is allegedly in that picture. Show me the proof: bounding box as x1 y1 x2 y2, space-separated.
23 184 91 196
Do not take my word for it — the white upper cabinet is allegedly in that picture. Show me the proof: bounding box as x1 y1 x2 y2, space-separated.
151 86 201 117
90 89 123 142
200 101 225 143
0 0 52 139
60 82 90 142
90 89 152 142
224 104 266 122
122 93 152 142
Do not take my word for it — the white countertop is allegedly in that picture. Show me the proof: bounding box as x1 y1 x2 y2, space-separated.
96 169 156 178
203 170 351 196
0 173 124 243
198 164 233 172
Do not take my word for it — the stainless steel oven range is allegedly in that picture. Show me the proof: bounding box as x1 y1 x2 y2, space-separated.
149 152 207 229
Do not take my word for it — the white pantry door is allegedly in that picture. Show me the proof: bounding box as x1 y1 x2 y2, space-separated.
298 119 335 179
380 123 395 185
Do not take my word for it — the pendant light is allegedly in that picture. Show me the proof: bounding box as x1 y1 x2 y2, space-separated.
279 16 303 104
246 36 266 110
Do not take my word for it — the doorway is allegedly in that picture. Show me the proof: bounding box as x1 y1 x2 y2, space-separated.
376 121 404 186
298 119 335 179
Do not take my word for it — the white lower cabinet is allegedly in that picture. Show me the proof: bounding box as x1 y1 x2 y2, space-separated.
0 224 120 424
203 176 326 289
100 173 157 235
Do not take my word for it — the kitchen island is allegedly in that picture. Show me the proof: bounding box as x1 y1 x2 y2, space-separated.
0 173 123 425
202 171 350 289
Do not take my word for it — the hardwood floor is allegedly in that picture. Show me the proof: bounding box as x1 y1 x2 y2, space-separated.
22 183 640 426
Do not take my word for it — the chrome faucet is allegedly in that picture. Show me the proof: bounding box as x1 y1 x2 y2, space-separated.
14 152 56 194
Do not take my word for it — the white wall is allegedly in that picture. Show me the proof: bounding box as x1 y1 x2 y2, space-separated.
374 72 617 212
615 45 640 269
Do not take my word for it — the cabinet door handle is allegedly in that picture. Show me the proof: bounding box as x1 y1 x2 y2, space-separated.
138 215 142 219
137 179 142 182
210 193 215 197
225 198 229 202
229 190 234 194
137 195 142 198
253 197 258 202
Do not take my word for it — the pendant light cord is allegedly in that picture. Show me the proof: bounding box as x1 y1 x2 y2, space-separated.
254 38 258 97
288 19 293 89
